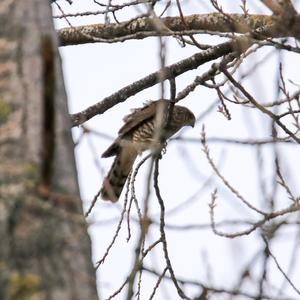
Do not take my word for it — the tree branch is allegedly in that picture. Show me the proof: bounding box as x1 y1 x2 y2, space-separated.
58 13 300 46
70 36 252 126
261 0 297 16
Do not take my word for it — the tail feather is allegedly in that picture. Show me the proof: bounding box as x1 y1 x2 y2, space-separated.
101 147 137 202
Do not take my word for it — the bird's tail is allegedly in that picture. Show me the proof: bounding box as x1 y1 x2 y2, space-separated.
101 147 137 202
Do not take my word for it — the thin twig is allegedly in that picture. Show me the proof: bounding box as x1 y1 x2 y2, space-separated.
149 266 168 300
220 64 300 144
262 236 300 295
153 158 191 300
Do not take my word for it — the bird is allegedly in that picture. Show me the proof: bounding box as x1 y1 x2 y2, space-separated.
100 100 196 202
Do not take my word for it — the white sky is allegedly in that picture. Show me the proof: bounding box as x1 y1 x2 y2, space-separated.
53 1 300 299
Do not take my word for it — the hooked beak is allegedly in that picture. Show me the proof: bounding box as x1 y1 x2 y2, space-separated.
189 116 196 128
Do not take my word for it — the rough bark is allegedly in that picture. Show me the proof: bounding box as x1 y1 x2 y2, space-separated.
58 13 300 46
0 1 98 299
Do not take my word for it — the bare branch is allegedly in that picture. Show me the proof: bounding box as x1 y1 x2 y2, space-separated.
70 39 241 126
58 13 300 46
201 126 267 215
220 63 300 144
263 236 300 295
153 158 191 300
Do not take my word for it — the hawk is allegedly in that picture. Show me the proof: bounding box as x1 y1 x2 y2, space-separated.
101 100 196 202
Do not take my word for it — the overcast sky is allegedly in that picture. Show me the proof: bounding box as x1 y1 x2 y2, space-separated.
53 1 300 299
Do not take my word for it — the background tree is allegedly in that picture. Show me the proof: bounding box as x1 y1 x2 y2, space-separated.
0 1 97 299
9 0 298 299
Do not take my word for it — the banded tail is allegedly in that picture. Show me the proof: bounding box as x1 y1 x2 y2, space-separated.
101 146 137 202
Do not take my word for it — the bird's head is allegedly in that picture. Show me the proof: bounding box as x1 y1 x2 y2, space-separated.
172 105 196 129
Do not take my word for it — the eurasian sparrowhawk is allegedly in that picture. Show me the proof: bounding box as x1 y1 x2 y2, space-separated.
101 100 195 202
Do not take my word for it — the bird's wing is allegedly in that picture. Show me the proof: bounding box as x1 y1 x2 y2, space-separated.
102 100 168 158
118 100 167 137
101 138 121 158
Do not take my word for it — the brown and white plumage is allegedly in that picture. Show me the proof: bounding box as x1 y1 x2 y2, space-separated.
101 100 196 202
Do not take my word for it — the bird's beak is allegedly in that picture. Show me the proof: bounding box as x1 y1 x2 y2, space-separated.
190 116 196 128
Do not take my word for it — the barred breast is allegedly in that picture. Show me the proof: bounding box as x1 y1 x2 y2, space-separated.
132 120 155 143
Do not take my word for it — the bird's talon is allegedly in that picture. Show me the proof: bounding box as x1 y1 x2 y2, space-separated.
161 141 167 154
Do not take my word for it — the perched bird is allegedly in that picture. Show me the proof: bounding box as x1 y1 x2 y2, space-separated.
101 100 196 202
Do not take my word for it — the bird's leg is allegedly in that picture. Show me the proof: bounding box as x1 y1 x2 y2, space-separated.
149 136 166 159
152 141 167 159
161 141 168 154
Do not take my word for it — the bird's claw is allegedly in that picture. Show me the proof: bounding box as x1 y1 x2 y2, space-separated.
161 143 167 155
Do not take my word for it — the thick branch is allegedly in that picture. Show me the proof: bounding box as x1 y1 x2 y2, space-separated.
70 38 243 126
58 13 300 46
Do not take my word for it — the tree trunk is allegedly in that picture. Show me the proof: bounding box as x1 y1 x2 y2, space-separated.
0 1 98 299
